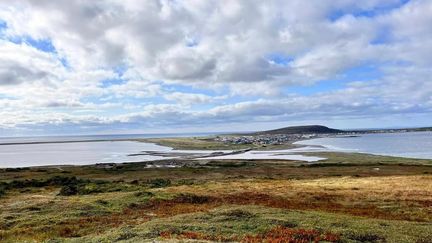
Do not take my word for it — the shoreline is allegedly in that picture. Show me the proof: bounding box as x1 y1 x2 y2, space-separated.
1 129 431 146
1 131 432 169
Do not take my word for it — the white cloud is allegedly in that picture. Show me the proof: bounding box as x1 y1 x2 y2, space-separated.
0 0 431 134
164 92 226 105
0 40 65 86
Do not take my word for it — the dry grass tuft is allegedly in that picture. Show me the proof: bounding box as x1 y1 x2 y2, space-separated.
159 226 340 243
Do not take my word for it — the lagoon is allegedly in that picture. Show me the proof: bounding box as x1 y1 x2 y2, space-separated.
0 141 172 168
0 139 323 168
2 131 431 168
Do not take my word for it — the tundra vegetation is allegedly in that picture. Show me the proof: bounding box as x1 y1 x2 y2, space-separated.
0 150 431 242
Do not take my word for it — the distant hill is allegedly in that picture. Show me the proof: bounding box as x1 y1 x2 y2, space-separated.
255 125 344 135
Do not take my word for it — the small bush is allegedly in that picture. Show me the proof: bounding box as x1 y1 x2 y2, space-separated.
134 191 154 197
130 180 140 185
177 179 196 185
0 176 116 197
26 206 41 211
127 202 139 209
220 209 255 219
35 169 47 172
0 187 5 197
79 183 104 194
346 232 386 242
147 178 171 188
58 226 81 238
270 219 298 228
417 236 432 243
46 176 82 186
159 230 236 242
5 168 28 172
115 227 138 241
95 199 109 206
174 193 211 204
59 184 79 196
206 161 250 167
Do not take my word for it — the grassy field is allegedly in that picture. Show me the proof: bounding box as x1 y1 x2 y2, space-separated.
141 136 299 150
0 152 431 242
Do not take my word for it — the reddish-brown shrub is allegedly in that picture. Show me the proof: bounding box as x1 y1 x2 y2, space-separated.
241 226 340 243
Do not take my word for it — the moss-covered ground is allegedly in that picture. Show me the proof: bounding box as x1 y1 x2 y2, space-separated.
0 151 431 242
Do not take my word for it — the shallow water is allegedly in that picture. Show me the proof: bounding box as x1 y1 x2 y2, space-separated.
295 131 432 159
0 141 172 168
0 140 324 168
0 132 219 144
5 131 428 168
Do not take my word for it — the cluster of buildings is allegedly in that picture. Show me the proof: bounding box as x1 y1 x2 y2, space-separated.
214 134 318 145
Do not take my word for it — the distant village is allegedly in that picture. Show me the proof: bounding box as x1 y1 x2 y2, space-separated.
214 133 329 145
213 126 432 146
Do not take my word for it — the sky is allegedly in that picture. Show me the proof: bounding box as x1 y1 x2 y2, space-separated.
0 0 431 136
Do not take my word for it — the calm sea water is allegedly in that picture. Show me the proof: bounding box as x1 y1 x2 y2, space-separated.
0 141 173 168
2 131 431 168
0 132 219 145
296 131 432 159
0 133 218 168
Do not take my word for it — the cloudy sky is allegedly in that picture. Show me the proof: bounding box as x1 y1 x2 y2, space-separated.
0 0 431 136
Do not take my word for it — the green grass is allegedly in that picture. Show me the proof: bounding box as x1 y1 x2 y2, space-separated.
141 137 252 150
2 151 431 184
140 136 298 150
306 152 432 166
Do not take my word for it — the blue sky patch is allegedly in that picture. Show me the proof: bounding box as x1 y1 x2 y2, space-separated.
59 57 70 69
329 0 410 21
371 27 392 45
25 37 56 53
266 53 294 66
284 80 345 96
0 19 7 38
9 35 56 53
186 37 199 47
285 63 381 96
343 63 382 81
0 19 6 30
100 78 126 88
113 64 128 76
163 83 219 96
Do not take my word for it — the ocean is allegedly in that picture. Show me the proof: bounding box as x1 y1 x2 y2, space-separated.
0 133 216 168
295 131 432 159
1 131 431 168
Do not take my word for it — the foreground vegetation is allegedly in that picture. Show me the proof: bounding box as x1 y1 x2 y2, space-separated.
0 152 431 242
